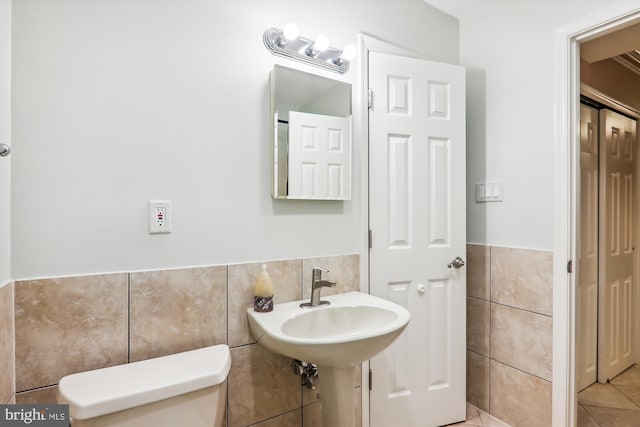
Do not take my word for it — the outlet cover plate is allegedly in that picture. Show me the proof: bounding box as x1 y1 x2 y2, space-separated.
149 200 172 234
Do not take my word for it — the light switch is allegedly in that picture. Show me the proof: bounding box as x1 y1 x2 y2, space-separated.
476 182 503 202
476 183 486 200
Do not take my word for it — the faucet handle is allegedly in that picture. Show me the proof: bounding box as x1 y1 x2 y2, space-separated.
312 266 329 281
302 266 335 308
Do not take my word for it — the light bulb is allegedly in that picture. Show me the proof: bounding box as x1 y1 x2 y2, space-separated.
314 35 330 52
341 44 357 61
282 22 299 42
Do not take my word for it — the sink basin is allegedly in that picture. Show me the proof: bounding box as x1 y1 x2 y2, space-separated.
248 291 410 427
247 291 410 368
281 305 399 339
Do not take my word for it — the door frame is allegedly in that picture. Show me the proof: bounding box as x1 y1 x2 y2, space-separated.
553 2 640 426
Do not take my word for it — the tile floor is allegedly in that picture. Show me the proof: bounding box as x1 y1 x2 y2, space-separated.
578 364 640 427
447 403 511 427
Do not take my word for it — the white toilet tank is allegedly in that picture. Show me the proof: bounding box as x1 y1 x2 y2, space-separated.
57 344 231 427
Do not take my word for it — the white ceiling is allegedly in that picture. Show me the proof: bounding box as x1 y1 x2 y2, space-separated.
580 22 640 63
581 22 640 76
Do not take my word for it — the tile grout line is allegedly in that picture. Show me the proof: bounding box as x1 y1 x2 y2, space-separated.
490 358 552 384
610 380 640 410
490 299 553 318
579 402 604 427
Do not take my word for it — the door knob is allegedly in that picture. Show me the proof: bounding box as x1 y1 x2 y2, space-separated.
417 283 425 294
0 143 9 157
447 256 465 269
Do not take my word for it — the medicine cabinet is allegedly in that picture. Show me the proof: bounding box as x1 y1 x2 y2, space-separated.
270 65 352 200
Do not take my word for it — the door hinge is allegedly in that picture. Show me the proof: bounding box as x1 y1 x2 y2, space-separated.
567 260 573 274
368 88 373 110
368 230 372 249
369 369 373 390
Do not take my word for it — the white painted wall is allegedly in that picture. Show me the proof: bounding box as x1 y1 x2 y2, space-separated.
0 0 11 286
11 0 459 279
426 0 614 250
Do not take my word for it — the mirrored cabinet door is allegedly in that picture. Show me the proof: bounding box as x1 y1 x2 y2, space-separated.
270 65 352 200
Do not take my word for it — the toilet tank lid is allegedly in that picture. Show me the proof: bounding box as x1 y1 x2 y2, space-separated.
57 344 231 420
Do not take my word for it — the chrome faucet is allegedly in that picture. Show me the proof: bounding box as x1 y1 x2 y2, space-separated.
300 266 336 308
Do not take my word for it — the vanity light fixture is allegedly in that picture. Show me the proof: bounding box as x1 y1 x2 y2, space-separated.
275 22 299 48
263 23 356 74
305 34 330 57
332 44 357 67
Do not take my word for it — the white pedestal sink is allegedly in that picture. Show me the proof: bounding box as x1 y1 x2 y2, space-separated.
247 291 410 427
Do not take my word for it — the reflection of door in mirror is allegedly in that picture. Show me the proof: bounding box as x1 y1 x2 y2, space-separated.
288 111 351 199
270 65 352 200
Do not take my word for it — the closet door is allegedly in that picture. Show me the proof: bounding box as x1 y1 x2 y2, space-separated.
577 104 598 391
598 108 637 383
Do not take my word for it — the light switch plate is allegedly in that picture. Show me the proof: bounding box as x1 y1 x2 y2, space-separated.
476 182 503 202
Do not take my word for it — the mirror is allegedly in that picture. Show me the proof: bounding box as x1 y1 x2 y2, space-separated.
270 65 352 200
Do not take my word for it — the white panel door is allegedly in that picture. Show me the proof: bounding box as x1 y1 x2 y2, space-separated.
598 108 636 383
288 111 351 199
577 104 599 391
369 52 466 427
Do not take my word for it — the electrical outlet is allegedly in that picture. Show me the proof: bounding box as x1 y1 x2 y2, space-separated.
149 201 172 234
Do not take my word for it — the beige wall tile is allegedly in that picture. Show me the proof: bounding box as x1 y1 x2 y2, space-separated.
303 380 321 406
248 409 302 427
302 365 361 406
467 297 490 356
490 304 552 381
491 247 552 315
15 386 58 404
10 255 362 426
302 402 322 427
130 266 227 362
302 254 360 299
302 387 361 427
467 351 489 412
490 360 552 427
0 282 14 404
15 274 128 391
467 351 490 413
354 386 362 427
228 260 301 347
467 244 490 300
228 344 301 427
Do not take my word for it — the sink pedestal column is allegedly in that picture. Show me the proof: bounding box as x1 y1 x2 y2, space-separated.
317 365 356 427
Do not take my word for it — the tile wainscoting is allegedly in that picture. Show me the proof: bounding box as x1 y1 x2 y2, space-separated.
0 281 15 404
466 244 553 427
10 254 361 427
3 246 551 426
